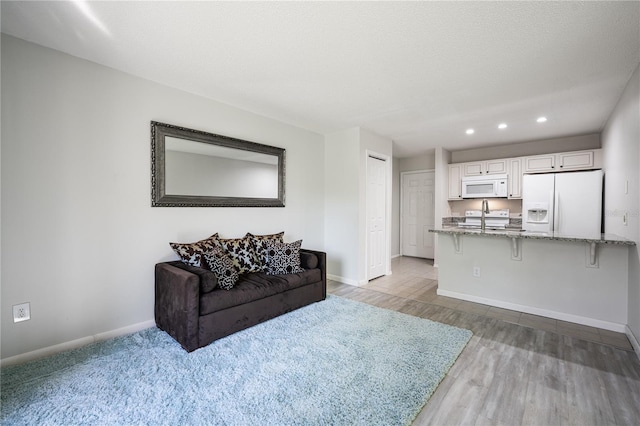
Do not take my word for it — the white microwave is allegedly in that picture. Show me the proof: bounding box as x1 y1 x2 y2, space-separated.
461 174 508 198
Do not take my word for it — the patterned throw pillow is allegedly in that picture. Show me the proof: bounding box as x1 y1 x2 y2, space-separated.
169 233 219 268
247 232 285 271
203 247 239 290
217 235 261 274
265 239 305 275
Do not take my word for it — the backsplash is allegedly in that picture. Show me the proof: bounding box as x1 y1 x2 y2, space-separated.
448 199 522 216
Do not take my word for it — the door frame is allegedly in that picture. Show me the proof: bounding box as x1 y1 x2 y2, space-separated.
400 169 435 257
365 150 392 282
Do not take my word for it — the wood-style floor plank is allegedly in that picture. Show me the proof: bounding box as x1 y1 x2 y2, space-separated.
328 256 640 426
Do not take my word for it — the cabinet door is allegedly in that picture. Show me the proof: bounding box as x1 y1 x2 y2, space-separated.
485 159 507 175
463 162 483 176
558 150 594 170
524 154 555 173
508 158 522 199
448 164 462 199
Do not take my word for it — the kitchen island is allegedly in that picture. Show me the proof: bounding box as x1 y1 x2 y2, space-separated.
430 227 635 332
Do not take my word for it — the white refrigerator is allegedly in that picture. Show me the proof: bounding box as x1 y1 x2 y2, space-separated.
522 170 603 237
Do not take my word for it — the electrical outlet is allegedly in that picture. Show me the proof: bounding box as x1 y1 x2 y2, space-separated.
13 303 31 323
473 267 481 278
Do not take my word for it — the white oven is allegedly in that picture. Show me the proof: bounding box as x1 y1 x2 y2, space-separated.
461 174 508 198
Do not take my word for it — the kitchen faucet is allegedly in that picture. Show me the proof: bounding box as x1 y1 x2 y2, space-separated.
481 198 490 231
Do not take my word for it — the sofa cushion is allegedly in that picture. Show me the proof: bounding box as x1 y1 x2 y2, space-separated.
166 261 218 294
247 231 285 271
203 246 239 290
199 269 322 315
169 234 219 269
217 235 261 274
265 240 305 275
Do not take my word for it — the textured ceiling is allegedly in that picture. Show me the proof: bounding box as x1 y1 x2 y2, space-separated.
2 1 639 157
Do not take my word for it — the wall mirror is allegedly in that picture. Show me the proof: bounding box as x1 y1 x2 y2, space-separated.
151 121 285 207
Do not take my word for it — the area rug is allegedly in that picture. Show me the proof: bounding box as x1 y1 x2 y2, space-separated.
1 295 472 425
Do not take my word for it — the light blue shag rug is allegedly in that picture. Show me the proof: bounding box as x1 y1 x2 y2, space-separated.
1 295 471 425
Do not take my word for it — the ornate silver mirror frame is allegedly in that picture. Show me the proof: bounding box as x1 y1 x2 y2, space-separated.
151 121 285 207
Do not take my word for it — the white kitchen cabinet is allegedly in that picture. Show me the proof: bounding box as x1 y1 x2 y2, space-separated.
523 154 556 172
523 150 600 173
557 150 595 170
462 159 507 176
448 164 462 200
508 158 522 199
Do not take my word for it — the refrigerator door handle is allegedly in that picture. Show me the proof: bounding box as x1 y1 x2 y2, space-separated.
547 189 555 232
553 190 560 232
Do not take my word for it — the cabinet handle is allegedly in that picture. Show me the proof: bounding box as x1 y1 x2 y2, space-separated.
560 165 563 168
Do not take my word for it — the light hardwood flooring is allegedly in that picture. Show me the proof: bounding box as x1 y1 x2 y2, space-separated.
327 256 640 426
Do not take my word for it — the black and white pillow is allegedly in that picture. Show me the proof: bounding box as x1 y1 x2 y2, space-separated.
169 233 219 268
217 235 261 274
265 239 305 275
247 232 285 271
203 247 239 290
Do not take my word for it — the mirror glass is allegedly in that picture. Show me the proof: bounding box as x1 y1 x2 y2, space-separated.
151 122 285 207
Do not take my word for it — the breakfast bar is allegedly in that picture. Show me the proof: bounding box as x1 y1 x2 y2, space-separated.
430 227 635 332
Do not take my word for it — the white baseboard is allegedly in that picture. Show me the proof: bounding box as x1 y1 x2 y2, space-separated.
327 274 360 286
391 254 401 259
0 320 156 367
437 289 627 333
626 325 640 360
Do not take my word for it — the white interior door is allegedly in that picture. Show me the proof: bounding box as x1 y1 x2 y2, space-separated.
367 155 387 280
401 171 435 258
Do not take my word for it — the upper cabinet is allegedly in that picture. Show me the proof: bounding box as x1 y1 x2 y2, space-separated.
448 164 462 200
523 154 556 173
449 149 601 201
508 158 522 199
523 150 600 173
462 159 507 176
557 150 596 170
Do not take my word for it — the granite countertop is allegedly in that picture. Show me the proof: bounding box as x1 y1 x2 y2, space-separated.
430 226 636 246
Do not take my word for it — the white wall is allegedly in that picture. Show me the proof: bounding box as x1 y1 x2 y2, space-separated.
391 157 400 257
601 63 640 349
324 128 360 285
397 152 436 172
433 147 452 266
1 35 325 360
324 127 392 285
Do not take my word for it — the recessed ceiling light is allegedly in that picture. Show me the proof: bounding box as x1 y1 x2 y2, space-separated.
537 116 547 123
498 123 507 129
466 129 475 135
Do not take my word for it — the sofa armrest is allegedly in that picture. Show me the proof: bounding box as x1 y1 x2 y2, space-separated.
155 262 201 352
166 260 219 293
300 249 327 298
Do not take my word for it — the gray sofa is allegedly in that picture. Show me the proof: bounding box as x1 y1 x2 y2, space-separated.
155 249 326 352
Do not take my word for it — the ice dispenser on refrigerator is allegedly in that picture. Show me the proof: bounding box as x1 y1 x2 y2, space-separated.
524 202 550 230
